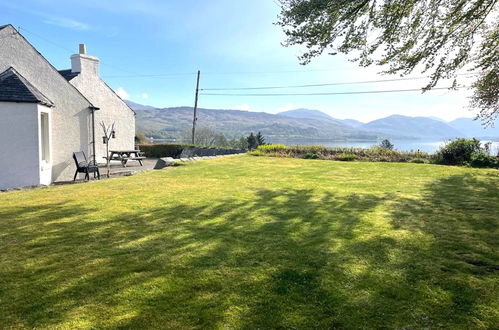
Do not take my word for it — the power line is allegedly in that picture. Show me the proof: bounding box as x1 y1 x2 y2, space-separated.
101 69 338 78
201 76 428 91
104 72 198 78
200 86 465 97
18 26 141 76
201 73 477 91
102 68 386 79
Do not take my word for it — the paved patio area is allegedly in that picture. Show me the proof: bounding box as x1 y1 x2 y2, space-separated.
54 158 159 185
101 158 159 177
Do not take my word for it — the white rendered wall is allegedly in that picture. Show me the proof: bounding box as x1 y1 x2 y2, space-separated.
69 72 135 163
0 102 40 190
0 25 93 183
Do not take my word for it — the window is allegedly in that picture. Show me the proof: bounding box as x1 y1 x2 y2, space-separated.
40 112 50 162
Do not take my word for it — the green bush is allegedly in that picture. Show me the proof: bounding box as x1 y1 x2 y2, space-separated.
302 152 319 159
410 158 429 164
470 152 498 168
435 138 481 165
256 144 287 152
137 144 192 158
380 139 394 150
337 153 357 161
253 144 433 163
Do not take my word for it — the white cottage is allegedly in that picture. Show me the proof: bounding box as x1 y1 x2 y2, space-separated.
0 24 135 190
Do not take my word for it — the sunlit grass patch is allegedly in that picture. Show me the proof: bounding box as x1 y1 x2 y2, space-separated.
0 155 498 328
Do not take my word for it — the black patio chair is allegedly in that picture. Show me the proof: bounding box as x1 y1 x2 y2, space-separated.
73 151 100 181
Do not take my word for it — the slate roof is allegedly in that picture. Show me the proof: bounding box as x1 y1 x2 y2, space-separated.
58 69 80 81
0 67 54 107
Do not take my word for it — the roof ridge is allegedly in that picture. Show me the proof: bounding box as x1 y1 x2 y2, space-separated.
3 25 96 108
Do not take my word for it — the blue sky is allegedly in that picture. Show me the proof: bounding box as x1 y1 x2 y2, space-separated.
0 0 476 122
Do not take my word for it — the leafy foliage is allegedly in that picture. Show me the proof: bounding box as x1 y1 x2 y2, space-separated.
247 132 267 150
302 152 320 159
256 132 266 146
380 139 394 150
247 133 258 150
337 153 357 161
252 144 432 163
278 0 499 121
470 151 498 168
255 139 498 168
434 138 482 165
137 144 191 158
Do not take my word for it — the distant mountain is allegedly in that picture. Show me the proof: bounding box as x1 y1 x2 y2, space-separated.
361 115 463 139
428 116 446 122
278 108 364 128
340 119 364 128
278 109 338 122
127 102 378 141
125 100 157 111
128 101 499 142
448 117 499 138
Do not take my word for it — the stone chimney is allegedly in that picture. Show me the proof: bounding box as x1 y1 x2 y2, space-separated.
71 43 99 76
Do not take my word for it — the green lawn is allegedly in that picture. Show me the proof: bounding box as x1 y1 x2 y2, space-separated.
0 156 498 329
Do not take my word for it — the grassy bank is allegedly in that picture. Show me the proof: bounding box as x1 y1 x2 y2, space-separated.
0 156 498 328
252 144 433 163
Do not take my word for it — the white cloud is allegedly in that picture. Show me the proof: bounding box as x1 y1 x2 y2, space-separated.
116 87 130 100
141 93 149 99
233 104 251 111
43 17 90 31
277 103 295 112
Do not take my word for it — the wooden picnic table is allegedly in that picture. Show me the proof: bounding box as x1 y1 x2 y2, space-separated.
108 150 145 167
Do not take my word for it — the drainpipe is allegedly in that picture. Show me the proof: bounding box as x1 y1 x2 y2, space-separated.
90 106 100 164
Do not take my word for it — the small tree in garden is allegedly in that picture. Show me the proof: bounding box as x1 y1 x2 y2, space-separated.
380 139 394 150
256 132 266 146
101 122 115 178
247 133 258 150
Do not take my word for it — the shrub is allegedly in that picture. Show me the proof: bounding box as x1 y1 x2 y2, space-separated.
470 152 498 168
380 139 394 150
337 153 357 161
257 144 287 152
410 158 428 164
254 143 433 164
434 138 482 165
137 144 192 158
302 152 319 159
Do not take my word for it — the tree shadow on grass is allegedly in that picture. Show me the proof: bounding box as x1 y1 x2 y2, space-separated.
385 173 499 328
0 172 497 328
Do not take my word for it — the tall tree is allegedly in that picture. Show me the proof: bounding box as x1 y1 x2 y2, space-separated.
277 0 498 124
247 133 258 150
256 132 266 146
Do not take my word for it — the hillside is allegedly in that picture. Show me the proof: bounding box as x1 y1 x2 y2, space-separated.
448 117 499 138
130 103 378 141
278 109 365 128
129 101 499 141
278 109 339 122
361 115 464 139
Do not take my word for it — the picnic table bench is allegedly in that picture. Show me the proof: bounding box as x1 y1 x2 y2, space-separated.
106 150 146 167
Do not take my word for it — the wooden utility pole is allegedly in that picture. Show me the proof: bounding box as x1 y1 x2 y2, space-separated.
191 70 201 144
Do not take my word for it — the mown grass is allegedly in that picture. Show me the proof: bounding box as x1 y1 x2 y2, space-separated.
0 155 498 329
